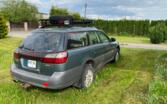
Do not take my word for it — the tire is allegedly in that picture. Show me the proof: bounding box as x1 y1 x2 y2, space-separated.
113 49 120 62
74 64 94 89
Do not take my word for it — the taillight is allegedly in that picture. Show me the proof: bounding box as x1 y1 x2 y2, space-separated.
42 51 68 64
14 52 20 60
42 82 49 87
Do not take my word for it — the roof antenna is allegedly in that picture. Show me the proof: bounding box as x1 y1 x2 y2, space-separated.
84 1 87 19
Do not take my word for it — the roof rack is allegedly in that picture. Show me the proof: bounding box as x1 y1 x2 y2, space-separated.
39 16 93 28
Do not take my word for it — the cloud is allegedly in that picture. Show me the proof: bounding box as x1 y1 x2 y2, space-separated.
25 0 167 20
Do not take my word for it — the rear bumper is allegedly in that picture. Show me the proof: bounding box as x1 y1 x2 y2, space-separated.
10 64 81 89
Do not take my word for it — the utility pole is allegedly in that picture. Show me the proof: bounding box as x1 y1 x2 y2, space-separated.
84 2 87 19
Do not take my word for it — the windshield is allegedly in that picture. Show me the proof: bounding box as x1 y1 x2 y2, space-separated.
20 32 62 52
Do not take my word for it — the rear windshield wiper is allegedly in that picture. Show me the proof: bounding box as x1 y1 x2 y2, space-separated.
22 46 34 51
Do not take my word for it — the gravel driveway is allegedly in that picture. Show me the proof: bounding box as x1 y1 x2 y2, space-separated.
121 43 167 50
9 31 30 38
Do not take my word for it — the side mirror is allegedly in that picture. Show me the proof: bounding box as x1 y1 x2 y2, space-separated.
110 37 116 42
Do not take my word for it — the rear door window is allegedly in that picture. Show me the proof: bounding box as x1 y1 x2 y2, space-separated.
67 32 88 49
88 31 100 45
20 32 62 52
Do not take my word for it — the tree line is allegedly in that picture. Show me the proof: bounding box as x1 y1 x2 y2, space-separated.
93 20 167 36
0 0 81 23
0 0 38 23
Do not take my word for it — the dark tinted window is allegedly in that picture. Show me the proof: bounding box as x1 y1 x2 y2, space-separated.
67 32 88 49
20 32 62 52
88 31 99 45
97 31 109 43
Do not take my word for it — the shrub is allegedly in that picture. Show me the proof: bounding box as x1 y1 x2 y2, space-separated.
164 28 167 41
0 15 8 39
147 54 167 104
149 23 167 44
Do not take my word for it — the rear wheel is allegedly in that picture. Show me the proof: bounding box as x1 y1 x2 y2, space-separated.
74 64 94 89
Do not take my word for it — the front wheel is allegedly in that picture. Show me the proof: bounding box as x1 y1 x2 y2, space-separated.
113 49 120 62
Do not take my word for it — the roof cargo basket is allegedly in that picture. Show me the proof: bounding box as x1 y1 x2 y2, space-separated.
40 16 93 28
49 16 74 25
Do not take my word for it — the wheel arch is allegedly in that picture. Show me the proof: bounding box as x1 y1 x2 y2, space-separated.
85 60 95 68
82 58 95 71
117 45 120 52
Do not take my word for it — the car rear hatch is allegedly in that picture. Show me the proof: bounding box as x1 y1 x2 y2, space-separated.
14 32 66 76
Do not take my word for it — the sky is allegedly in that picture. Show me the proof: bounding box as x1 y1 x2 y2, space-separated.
26 0 167 20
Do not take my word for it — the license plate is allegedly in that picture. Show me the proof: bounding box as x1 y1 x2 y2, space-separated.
27 60 36 68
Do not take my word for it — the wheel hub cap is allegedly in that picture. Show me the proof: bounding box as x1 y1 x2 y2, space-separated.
115 52 119 61
84 70 93 87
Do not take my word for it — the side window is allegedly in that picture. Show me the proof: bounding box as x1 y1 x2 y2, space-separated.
67 32 88 49
88 31 99 45
97 31 109 43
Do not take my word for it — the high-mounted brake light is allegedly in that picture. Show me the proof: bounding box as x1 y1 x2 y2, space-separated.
42 51 68 64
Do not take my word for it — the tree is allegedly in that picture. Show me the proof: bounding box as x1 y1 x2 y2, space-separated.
49 6 81 20
71 12 81 20
50 6 69 17
0 14 8 39
0 0 38 23
149 23 166 44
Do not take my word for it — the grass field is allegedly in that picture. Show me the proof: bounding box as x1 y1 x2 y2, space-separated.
147 54 167 104
112 35 150 44
110 35 167 45
0 37 166 104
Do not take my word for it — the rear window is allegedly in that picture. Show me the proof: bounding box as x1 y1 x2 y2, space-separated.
20 32 62 52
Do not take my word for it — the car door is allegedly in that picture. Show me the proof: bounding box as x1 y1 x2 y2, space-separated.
66 32 91 72
96 31 115 63
87 31 105 70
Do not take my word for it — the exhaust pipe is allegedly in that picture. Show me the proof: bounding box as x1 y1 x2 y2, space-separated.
21 83 32 89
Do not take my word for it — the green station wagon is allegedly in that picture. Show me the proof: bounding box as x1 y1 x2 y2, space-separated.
10 16 120 89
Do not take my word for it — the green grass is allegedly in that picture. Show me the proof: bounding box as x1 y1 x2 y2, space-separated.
110 35 150 44
0 37 166 104
110 35 167 45
0 37 22 70
147 54 167 104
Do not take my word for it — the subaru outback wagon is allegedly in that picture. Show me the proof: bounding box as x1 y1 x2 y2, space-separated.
11 19 120 89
